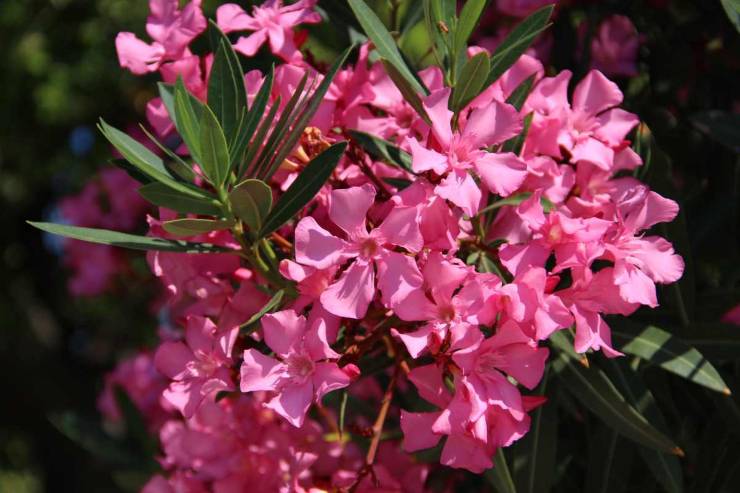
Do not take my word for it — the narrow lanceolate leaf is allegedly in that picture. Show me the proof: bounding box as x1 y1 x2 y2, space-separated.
199 105 231 187
450 52 491 111
259 142 347 237
240 290 285 334
174 78 205 161
138 182 222 216
234 68 274 177
207 20 247 145
453 0 489 57
486 5 554 86
604 358 684 493
348 130 413 172
511 375 557 493
381 59 432 125
258 45 354 181
485 449 517 493
554 353 682 456
584 426 634 493
138 124 195 182
506 74 536 111
612 325 731 395
720 0 740 34
162 218 235 237
28 222 230 253
347 0 428 95
98 120 204 199
229 179 273 232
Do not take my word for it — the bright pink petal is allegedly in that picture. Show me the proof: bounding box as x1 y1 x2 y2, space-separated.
240 349 284 392
115 32 164 75
595 108 639 146
571 137 614 170
572 70 623 116
436 169 482 217
154 341 193 380
423 89 454 148
376 206 423 252
407 137 450 175
294 217 352 269
312 362 351 400
376 251 424 312
261 309 307 358
408 364 450 408
400 411 441 452
216 3 255 32
329 184 375 238
304 315 340 360
233 30 269 57
265 381 313 427
464 101 522 147
440 434 492 474
475 152 528 197
392 324 434 358
320 260 375 319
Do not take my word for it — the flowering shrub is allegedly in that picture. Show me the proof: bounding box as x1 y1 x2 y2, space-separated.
30 0 739 491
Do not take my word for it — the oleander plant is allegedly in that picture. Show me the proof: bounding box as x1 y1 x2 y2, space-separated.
19 0 740 491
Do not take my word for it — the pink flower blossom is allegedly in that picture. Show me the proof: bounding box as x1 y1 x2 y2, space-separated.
591 15 640 78
240 309 355 427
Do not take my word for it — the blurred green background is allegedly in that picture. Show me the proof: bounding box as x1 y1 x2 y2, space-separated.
0 0 738 491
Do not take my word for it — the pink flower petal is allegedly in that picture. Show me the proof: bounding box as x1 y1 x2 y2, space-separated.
240 349 284 392
329 184 376 238
294 216 352 269
400 411 441 452
312 362 351 400
320 260 375 319
475 152 528 197
261 310 307 358
265 380 313 427
572 70 623 116
436 169 482 217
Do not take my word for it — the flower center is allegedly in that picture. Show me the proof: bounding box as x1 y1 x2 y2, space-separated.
437 304 456 323
286 353 315 384
359 238 378 259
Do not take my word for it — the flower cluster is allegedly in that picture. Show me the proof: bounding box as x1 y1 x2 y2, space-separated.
51 0 685 490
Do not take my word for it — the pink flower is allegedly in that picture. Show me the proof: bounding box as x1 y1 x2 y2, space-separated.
240 309 355 427
524 70 639 171
294 184 424 319
116 0 206 75
590 15 640 78
407 88 527 215
216 0 321 63
154 316 236 418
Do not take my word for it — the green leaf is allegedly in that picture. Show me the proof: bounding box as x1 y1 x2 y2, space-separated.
348 130 413 172
553 352 682 456
138 182 222 216
383 177 413 190
612 325 731 395
485 448 517 493
486 5 553 86
259 142 347 237
174 78 205 161
229 179 273 232
235 67 273 177
339 390 349 438
138 124 195 182
453 0 489 57
604 358 684 493
584 426 634 493
348 0 428 95
162 218 235 237
510 373 557 493
721 0 740 33
207 20 246 145
240 290 285 334
199 105 231 187
49 412 137 466
98 120 205 198
506 74 536 111
450 52 491 111
258 45 354 181
381 58 432 125
28 221 230 253
476 190 553 217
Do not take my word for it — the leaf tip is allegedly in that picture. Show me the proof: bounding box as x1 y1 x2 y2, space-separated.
672 446 685 458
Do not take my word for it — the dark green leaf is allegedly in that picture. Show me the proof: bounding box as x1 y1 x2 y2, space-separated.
138 182 222 216
49 412 137 466
207 20 246 145
612 325 731 395
486 5 553 86
259 142 347 237
98 119 205 198
453 0 489 61
506 74 536 111
348 0 428 95
721 0 740 33
349 130 413 172
450 52 491 111
485 448 517 493
235 67 273 177
113 387 158 464
584 426 634 493
199 105 231 187
240 290 285 334
162 218 235 237
383 177 413 190
554 352 682 455
381 58 432 125
229 179 273 231
174 78 205 161
138 124 195 182
28 222 230 253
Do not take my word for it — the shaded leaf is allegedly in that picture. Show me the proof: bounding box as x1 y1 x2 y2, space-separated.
259 142 347 237
584 426 634 493
240 290 285 334
506 74 536 111
349 130 413 172
485 448 517 493
28 222 230 253
348 0 428 95
162 218 235 237
453 0 489 58
450 52 491 111
174 78 205 161
199 105 231 187
229 179 273 232
138 182 222 216
381 58 432 125
207 20 246 145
